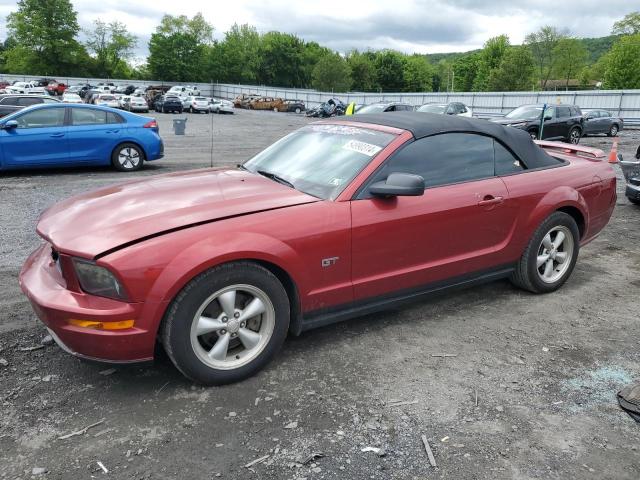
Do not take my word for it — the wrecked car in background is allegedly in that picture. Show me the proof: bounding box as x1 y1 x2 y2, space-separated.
276 99 306 114
233 93 260 109
249 96 283 110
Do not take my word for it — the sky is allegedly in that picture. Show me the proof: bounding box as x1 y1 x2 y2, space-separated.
1 0 640 61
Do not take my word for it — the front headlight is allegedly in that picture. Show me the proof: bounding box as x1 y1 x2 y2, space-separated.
73 259 127 300
509 122 528 128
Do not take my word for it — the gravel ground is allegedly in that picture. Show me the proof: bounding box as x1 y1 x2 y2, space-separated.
1 110 639 479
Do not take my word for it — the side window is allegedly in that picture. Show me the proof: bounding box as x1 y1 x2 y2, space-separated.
445 104 456 114
42 98 59 104
601 110 611 118
17 97 41 106
71 108 107 125
543 106 555 120
106 112 122 124
372 133 495 191
557 106 570 118
0 97 19 105
15 108 65 129
458 104 467 113
494 141 525 175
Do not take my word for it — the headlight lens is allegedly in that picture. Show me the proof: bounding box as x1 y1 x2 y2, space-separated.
509 122 527 128
73 259 127 300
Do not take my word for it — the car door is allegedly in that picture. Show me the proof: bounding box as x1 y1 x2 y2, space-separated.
0 106 68 167
539 105 558 139
598 110 612 134
350 132 517 301
583 111 599 134
66 107 122 165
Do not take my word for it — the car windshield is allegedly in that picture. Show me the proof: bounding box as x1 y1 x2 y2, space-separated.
417 104 446 114
356 104 388 114
505 106 543 120
243 124 396 200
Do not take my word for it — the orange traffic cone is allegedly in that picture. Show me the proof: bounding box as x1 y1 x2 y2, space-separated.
608 138 619 163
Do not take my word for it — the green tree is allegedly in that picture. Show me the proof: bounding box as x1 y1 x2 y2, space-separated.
257 32 307 87
525 26 565 89
346 50 377 91
452 52 480 92
213 24 260 83
147 13 213 82
85 20 137 78
553 38 588 89
374 50 406 91
612 11 640 35
311 53 351 92
6 0 88 75
402 54 433 92
603 33 640 88
300 41 331 89
488 46 534 91
473 35 510 91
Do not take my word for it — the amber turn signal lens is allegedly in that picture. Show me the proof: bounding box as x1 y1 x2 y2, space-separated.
68 319 135 330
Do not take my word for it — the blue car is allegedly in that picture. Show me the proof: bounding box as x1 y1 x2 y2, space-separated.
0 103 164 172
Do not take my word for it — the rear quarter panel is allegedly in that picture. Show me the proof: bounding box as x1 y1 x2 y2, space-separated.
499 157 616 260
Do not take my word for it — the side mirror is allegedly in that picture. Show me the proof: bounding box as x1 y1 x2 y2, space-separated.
370 173 425 197
543 113 553 121
2 120 18 130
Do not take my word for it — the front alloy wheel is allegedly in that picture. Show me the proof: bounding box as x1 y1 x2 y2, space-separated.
162 262 290 385
112 143 143 171
568 127 581 144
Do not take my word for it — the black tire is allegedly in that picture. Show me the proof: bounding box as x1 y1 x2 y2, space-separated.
162 106 167 113
528 128 538 140
161 262 290 385
566 127 581 144
629 197 640 205
510 212 580 293
111 142 144 172
295 107 301 114
607 124 619 137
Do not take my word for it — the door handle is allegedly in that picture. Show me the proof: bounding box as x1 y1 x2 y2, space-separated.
477 195 504 206
106 129 120 134
49 133 65 137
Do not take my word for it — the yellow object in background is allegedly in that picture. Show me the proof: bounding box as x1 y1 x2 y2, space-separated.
345 102 356 115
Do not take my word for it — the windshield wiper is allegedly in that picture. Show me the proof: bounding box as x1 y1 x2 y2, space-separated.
256 170 295 189
236 163 248 171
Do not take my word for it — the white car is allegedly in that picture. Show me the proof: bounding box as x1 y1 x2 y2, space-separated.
187 96 210 113
416 102 472 117
94 94 120 108
93 85 116 94
61 92 83 104
6 81 47 95
168 85 200 96
209 98 234 114
125 96 150 113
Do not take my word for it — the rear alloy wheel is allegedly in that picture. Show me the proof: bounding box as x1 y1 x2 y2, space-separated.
567 127 581 144
112 143 144 172
528 129 538 140
161 262 290 385
295 107 301 114
608 124 619 137
511 212 579 293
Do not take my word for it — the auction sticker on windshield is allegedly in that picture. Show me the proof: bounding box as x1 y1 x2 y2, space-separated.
342 139 383 157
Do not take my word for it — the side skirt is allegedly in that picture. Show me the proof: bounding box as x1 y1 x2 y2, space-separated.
298 265 515 333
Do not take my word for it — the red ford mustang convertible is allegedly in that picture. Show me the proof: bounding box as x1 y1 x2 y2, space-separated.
20 113 616 384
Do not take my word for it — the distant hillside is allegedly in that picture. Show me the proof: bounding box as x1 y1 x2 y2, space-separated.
425 34 621 65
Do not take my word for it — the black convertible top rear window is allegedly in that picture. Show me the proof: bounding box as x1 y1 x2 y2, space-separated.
352 111 561 169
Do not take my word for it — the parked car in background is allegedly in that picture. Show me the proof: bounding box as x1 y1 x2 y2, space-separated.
234 93 260 108
209 98 234 114
61 92 83 104
168 85 200 97
0 103 163 172
276 99 306 114
0 95 60 117
94 94 120 109
72 85 94 99
417 102 472 117
17 112 616 384
46 82 67 96
249 97 283 110
6 82 47 95
491 104 584 144
620 147 640 205
114 85 136 96
355 102 414 114
154 95 184 113
93 85 116 94
124 95 150 113
187 96 210 113
582 109 623 137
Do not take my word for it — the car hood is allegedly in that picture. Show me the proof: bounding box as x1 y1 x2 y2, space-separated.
491 118 531 126
37 168 319 258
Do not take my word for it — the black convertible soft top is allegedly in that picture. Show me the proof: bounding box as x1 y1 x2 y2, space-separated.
350 111 560 169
